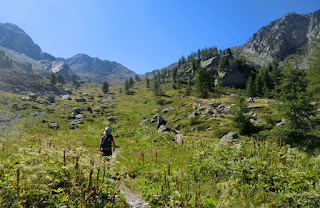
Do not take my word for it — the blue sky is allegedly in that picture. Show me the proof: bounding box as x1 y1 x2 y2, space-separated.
0 0 319 74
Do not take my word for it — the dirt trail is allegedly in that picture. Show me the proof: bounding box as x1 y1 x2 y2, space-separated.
110 149 150 208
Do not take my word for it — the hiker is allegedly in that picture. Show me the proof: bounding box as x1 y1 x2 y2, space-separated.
100 127 116 157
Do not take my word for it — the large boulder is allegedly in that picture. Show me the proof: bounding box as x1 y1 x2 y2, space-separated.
188 112 199 118
158 124 169 133
218 67 247 87
220 131 239 145
47 61 71 81
61 94 71 100
49 122 60 129
76 97 87 103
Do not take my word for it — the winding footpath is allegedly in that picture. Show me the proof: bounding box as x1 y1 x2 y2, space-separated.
110 149 150 208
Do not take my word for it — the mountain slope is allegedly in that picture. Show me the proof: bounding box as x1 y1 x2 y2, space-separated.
0 23 55 61
238 10 320 68
66 53 136 84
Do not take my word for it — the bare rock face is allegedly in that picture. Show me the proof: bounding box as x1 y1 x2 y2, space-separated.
239 10 320 68
46 61 71 81
0 23 55 61
218 67 247 87
220 131 239 145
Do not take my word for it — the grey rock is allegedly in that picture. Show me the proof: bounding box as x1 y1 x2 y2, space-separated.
247 97 254 102
73 107 82 114
175 134 184 144
30 112 43 117
220 131 239 145
69 124 79 129
21 97 32 101
198 107 206 112
247 105 265 109
170 118 182 124
46 61 71 81
71 120 83 125
250 118 260 126
188 112 199 118
108 117 117 124
218 67 247 87
203 108 213 116
139 118 149 126
61 95 71 100
157 125 169 133
276 119 285 126
76 97 87 102
75 114 86 120
49 122 59 129
12 104 19 111
200 56 220 68
28 93 38 100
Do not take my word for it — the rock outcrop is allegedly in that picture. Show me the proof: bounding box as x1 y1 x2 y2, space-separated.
239 10 320 68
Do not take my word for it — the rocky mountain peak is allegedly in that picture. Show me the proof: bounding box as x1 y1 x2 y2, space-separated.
0 22 55 61
239 10 320 68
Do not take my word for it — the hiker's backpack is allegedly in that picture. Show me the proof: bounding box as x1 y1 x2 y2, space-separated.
101 134 112 148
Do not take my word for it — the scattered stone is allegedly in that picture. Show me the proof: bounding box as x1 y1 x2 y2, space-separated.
139 118 149 126
49 122 59 129
75 114 86 120
107 96 114 100
41 119 50 123
71 120 84 125
108 117 117 124
247 97 254 102
250 118 260 126
220 131 239 145
265 100 270 104
198 107 206 112
170 118 182 124
76 97 87 102
247 105 265 109
276 119 285 126
203 108 213 116
28 93 38 100
69 124 79 129
87 96 94 100
163 106 174 113
175 134 184 144
12 104 19 111
21 97 32 101
61 95 71 100
188 112 199 118
73 107 82 114
30 112 43 117
157 125 169 133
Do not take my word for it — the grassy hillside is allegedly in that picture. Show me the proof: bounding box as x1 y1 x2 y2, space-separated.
0 77 320 207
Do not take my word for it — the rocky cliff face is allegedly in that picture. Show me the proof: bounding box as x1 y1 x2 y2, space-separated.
0 23 55 61
66 53 136 84
239 10 320 68
46 61 71 81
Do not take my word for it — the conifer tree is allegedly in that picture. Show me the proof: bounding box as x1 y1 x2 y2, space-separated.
195 67 213 98
102 81 109 94
231 93 253 135
146 77 150 88
49 72 56 85
276 63 315 143
129 77 134 87
57 73 66 86
176 77 182 92
184 77 192 96
245 76 256 97
124 79 130 95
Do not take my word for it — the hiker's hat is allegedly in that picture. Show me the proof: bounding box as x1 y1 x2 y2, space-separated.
103 127 112 135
